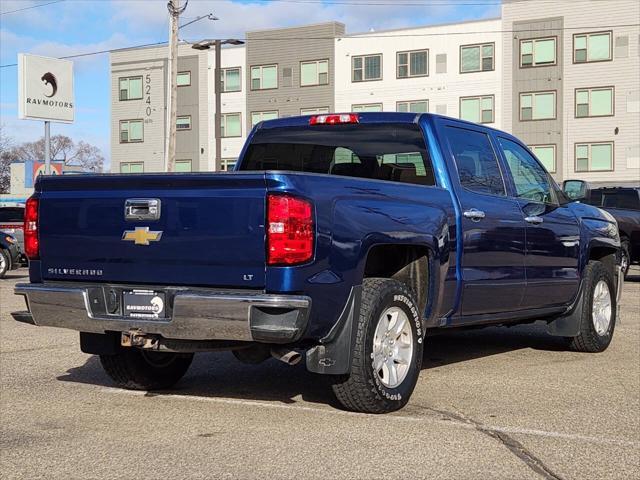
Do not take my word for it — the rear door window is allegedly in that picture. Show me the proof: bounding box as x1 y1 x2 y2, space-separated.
240 123 436 186
445 126 505 196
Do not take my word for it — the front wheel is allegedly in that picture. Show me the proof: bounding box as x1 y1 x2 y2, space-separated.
569 260 617 353
332 278 424 413
100 348 194 390
620 240 630 279
0 249 9 278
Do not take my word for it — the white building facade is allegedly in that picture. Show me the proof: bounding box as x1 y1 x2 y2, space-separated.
335 19 503 127
109 0 639 185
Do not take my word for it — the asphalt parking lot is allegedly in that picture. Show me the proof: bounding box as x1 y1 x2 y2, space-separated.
1 268 639 480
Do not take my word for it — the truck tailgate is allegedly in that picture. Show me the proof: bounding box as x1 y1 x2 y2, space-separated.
36 173 267 288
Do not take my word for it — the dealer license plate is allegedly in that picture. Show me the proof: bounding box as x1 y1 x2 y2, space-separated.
122 290 166 319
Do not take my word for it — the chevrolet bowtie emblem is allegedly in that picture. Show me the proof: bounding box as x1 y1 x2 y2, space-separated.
122 227 163 245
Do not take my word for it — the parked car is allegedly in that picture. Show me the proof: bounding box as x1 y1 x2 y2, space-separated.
12 113 622 413
0 232 21 278
0 205 25 260
563 182 639 278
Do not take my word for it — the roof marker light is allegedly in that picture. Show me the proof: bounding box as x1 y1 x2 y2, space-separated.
309 113 359 125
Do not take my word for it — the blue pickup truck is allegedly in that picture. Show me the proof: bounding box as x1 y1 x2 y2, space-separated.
13 113 622 413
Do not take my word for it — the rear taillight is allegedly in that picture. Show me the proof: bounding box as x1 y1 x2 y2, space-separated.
267 194 314 266
24 196 39 259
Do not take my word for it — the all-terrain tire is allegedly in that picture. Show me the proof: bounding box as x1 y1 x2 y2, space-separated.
569 260 617 353
100 348 194 390
332 278 424 413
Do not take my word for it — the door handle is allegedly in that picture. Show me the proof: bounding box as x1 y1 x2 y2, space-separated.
463 209 486 221
124 198 161 221
525 216 544 225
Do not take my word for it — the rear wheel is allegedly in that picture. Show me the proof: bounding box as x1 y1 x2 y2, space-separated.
332 278 423 413
569 260 617 353
100 348 194 390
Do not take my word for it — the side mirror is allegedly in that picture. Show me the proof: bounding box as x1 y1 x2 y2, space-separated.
562 180 590 201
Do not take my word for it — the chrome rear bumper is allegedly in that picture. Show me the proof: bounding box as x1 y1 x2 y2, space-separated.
13 283 311 343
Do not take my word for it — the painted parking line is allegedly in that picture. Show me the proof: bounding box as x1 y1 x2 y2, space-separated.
97 386 638 448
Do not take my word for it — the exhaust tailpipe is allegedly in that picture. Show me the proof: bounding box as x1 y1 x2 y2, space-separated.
270 347 302 366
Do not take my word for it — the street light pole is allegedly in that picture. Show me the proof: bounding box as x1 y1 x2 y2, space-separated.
192 38 244 172
214 40 221 172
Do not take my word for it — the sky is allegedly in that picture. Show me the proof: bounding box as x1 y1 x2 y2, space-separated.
0 0 499 167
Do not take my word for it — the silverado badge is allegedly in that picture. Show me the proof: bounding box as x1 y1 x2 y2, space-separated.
122 227 163 245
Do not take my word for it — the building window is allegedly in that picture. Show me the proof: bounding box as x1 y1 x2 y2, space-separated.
120 162 144 173
176 115 191 130
435 53 447 74
119 76 143 101
175 160 192 172
221 68 241 92
300 107 330 115
300 59 329 86
520 91 556 120
251 65 277 90
177 71 191 87
530 145 556 173
397 100 428 113
460 95 494 123
221 113 241 137
221 158 236 171
352 54 382 82
119 119 143 143
460 43 494 73
520 37 556 67
352 103 383 112
574 32 612 63
251 111 278 127
576 142 613 172
576 87 614 117
397 49 428 78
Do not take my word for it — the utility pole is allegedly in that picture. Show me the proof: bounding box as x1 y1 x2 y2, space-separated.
165 0 186 172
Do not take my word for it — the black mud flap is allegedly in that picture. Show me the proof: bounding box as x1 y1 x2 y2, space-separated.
546 282 584 337
306 286 361 375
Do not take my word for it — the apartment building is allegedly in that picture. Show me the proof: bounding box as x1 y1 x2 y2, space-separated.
110 1 639 185
110 42 245 173
335 18 502 127
502 0 640 185
245 22 345 129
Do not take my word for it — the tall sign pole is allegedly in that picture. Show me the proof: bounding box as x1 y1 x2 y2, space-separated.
44 121 51 174
165 0 185 172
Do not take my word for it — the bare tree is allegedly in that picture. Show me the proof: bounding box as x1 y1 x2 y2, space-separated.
0 126 14 193
13 135 104 173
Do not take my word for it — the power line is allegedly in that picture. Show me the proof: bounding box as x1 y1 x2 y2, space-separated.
1 21 638 69
0 0 65 16
0 41 168 69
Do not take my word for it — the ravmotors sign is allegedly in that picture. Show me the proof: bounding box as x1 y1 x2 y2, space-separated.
18 54 74 123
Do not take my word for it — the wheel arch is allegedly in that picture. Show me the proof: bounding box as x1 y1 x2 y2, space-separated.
362 243 434 322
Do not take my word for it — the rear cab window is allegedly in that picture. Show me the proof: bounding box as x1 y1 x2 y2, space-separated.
0 207 25 223
239 123 436 186
588 189 640 210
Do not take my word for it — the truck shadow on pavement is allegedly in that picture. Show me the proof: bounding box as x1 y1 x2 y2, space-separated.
57 322 573 409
